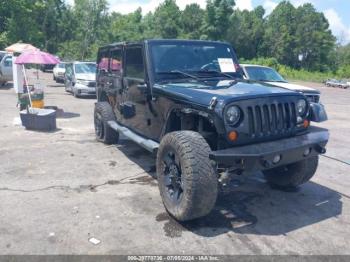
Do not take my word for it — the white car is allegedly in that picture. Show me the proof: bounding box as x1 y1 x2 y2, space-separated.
53 62 66 83
64 62 97 98
0 54 13 86
241 64 321 103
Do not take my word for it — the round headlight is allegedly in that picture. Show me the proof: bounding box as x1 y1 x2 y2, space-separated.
297 99 307 116
226 106 241 125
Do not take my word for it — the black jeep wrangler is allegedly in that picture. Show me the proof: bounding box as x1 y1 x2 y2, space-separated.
94 40 329 221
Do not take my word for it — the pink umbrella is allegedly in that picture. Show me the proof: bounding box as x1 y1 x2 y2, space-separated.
14 50 60 108
15 50 60 65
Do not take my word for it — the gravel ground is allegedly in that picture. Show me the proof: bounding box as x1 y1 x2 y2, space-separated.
0 72 349 255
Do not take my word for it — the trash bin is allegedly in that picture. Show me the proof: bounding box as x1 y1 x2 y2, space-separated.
20 108 56 131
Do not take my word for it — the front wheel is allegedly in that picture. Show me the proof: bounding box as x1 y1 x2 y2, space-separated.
157 131 218 221
73 88 80 98
263 156 319 189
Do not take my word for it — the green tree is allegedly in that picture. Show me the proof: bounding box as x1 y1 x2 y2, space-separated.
262 1 298 67
294 4 335 71
181 4 205 39
59 0 109 60
152 0 182 39
228 6 265 59
202 0 235 40
109 8 143 42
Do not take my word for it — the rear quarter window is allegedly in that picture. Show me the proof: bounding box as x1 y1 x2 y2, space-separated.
97 49 109 72
109 48 123 75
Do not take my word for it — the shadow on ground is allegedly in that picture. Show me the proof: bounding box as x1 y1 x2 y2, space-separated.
57 111 80 119
114 137 342 238
0 82 13 90
116 137 157 177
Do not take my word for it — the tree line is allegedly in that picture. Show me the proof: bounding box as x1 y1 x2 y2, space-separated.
0 0 349 76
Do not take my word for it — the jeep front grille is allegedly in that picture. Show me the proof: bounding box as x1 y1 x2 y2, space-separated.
247 102 297 138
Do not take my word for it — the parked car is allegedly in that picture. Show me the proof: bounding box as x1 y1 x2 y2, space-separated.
338 80 349 89
94 39 329 221
53 62 66 83
241 64 321 103
325 79 349 89
64 62 97 97
0 54 13 86
325 79 338 87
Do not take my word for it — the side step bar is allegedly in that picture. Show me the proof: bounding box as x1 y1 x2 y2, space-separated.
107 121 159 154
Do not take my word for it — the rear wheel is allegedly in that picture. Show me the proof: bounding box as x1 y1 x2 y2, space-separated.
157 131 218 221
263 156 319 189
94 102 119 145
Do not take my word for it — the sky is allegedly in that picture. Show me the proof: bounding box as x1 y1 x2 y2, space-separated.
66 0 350 44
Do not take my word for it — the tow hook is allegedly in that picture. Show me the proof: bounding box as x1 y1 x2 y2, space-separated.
262 159 273 169
315 145 326 154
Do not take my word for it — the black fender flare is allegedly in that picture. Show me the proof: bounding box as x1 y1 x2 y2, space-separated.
161 106 226 138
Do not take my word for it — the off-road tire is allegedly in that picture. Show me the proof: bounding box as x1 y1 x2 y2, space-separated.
94 102 119 145
263 156 319 188
156 131 218 221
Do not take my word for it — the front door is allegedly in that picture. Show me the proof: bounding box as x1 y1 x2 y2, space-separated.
120 45 149 134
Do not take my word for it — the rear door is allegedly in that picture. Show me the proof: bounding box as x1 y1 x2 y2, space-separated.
107 46 124 119
96 48 110 101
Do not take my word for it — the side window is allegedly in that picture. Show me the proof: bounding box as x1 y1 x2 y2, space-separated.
109 48 122 75
4 57 12 67
97 49 109 72
125 47 144 79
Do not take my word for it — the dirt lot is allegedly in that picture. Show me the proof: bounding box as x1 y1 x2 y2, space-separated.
0 73 349 255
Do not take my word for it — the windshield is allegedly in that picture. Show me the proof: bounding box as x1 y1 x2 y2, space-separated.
74 63 96 74
245 66 286 82
150 42 242 81
58 63 65 69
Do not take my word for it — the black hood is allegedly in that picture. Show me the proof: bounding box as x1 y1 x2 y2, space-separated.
153 79 302 107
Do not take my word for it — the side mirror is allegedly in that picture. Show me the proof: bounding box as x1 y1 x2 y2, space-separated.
309 102 328 123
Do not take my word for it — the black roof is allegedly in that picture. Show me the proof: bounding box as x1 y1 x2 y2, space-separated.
99 39 231 50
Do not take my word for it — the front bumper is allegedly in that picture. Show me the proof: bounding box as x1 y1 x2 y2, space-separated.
55 73 65 80
209 126 329 171
75 84 96 95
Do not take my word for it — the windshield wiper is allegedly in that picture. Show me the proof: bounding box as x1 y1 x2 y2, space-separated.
157 70 198 80
171 70 199 80
260 80 287 83
197 70 235 79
